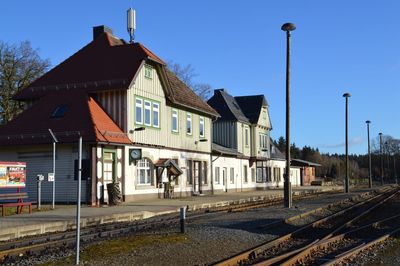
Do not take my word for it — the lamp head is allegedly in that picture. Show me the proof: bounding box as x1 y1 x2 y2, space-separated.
365 120 371 124
343 93 351 98
379 132 383 136
281 23 296 32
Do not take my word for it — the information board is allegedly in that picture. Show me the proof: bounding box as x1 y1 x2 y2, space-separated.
0 161 26 188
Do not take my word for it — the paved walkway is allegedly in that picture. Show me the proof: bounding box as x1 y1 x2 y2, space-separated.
0 186 345 240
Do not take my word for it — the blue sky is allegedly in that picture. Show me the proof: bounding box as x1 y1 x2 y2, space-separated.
2 1 399 155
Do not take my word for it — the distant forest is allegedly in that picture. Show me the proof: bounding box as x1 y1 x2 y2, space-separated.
273 135 400 183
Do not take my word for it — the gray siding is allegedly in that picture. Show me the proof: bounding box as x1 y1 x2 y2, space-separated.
213 121 237 149
0 144 89 203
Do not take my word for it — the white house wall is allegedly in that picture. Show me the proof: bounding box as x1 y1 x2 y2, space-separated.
123 145 211 200
212 156 253 193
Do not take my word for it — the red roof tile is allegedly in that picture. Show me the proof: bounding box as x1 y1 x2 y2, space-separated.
13 32 218 117
0 90 131 146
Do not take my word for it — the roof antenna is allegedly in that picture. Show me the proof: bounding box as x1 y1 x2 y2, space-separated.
127 7 136 43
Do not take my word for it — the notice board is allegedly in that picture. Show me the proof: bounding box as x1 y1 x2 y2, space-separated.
0 161 26 188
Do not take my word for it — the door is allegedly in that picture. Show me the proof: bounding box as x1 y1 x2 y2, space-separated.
103 151 115 203
193 161 200 193
222 167 227 192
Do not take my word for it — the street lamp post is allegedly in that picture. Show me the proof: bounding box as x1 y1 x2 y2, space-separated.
379 133 384 186
281 22 296 208
343 93 351 193
366 121 372 188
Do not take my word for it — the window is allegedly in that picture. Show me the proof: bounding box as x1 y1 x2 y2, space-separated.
144 100 151 126
251 168 256 183
274 167 281 183
51 105 68 118
230 168 235 184
172 109 179 132
245 127 249 147
135 99 143 124
259 133 268 149
135 97 160 128
187 160 193 185
103 152 114 182
186 113 192 135
137 158 153 185
144 65 152 79
199 116 205 138
153 102 159 128
202 162 208 184
267 167 272 182
256 161 268 183
215 167 220 184
244 165 249 183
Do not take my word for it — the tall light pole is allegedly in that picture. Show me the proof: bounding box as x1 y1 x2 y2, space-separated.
281 22 296 208
379 132 384 186
343 93 351 193
366 121 372 188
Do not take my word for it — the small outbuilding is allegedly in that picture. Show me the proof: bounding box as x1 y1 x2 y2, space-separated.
291 159 321 186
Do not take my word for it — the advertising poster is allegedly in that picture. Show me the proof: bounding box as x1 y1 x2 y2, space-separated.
0 162 26 188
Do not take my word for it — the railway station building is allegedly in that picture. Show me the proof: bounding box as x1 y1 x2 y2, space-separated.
0 25 306 205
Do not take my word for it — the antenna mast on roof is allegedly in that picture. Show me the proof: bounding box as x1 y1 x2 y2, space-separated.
127 7 136 43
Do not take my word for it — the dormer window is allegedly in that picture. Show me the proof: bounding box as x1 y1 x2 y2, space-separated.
51 105 68 118
144 65 152 79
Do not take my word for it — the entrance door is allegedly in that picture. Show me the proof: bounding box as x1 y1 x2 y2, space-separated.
193 161 200 193
103 151 115 203
222 167 227 192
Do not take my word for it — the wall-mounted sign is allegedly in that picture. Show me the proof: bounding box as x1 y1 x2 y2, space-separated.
48 173 55 182
129 148 142 164
0 162 26 188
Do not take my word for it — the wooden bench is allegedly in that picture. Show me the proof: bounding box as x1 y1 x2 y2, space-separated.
0 192 32 216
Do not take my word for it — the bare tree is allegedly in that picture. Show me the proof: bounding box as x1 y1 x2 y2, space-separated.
0 41 50 123
167 61 212 100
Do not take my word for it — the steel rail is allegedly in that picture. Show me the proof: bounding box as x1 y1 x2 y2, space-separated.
250 192 400 266
320 190 400 241
280 213 400 266
213 188 397 266
0 189 344 263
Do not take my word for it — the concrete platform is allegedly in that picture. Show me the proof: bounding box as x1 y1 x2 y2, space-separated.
0 186 344 241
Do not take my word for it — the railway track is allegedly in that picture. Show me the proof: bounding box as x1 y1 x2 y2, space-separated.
0 188 342 264
214 187 398 266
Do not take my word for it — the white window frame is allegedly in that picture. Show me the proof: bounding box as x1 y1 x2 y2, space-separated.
186 113 192 135
152 102 159 128
144 100 152 126
137 158 152 185
259 133 268 149
135 98 143 125
215 167 220 184
245 127 249 147
230 167 234 184
172 109 179 133
199 116 205 138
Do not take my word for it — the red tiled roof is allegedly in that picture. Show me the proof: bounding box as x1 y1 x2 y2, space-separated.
88 97 132 145
13 32 218 117
165 69 219 117
14 33 162 101
0 90 131 146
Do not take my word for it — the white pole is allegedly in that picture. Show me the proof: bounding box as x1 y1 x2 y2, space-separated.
75 136 82 265
52 141 56 209
48 129 58 210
